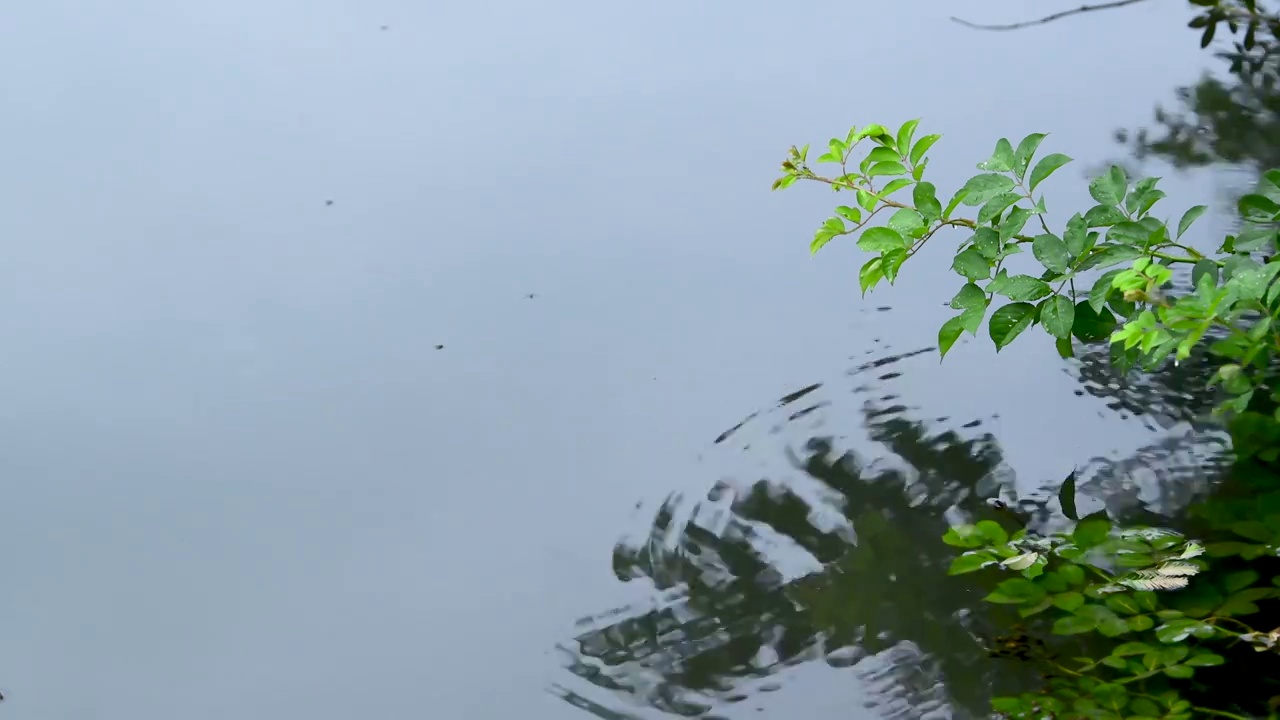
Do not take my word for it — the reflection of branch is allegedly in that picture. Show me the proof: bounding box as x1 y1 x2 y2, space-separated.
950 0 1149 31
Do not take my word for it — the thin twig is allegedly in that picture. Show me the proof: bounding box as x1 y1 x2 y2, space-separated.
950 0 1150 31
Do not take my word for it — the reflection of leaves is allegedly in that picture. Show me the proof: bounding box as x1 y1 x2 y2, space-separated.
557 333 1256 718
563 396 1031 718
1068 325 1229 432
1119 31 1280 173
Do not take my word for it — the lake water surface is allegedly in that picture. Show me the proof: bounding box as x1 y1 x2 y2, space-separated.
0 0 1248 718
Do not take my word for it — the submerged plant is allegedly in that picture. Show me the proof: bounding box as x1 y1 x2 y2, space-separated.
944 508 1279 719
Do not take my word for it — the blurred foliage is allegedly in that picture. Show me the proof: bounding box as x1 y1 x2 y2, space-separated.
1122 1 1280 172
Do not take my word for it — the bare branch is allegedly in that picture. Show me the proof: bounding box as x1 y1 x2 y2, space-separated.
950 0 1151 32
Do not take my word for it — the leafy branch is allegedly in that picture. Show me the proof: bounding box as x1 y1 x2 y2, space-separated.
775 120 1280 420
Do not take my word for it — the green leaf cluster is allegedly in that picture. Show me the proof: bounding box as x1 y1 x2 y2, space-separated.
777 122 1280 418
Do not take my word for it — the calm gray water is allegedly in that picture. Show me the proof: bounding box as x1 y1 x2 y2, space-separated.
0 0 1243 718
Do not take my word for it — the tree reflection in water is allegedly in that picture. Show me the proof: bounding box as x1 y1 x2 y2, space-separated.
551 335 1235 719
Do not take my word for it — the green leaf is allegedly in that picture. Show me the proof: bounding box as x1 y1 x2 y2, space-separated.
1040 572 1069 593
880 249 907 283
944 188 968 220
1225 569 1261 594
909 134 941 166
1127 614 1155 632
1106 221 1151 246
1077 244 1144 273
1089 165 1128 205
1231 521 1273 542
1106 594 1141 615
1059 564 1085 585
1089 269 1124 313
1012 133 1047 180
1164 665 1194 679
1191 259 1218 289
970 229 1000 260
1217 592 1266 619
977 192 1022 226
942 524 988 547
1072 302 1117 343
1232 226 1275 253
1033 233 1070 274
1055 337 1073 358
864 147 898 164
878 178 913 199
959 305 985 334
1161 645 1189 665
868 161 906 177
1128 699 1162 717
1084 204 1128 227
1100 655 1128 670
1224 254 1262 280
978 138 1014 172
914 182 942 223
959 173 1016 206
948 551 994 575
950 283 987 311
1029 153 1072 191
1226 263 1280 300
896 119 920 156
858 257 884 296
888 209 925 237
1052 615 1097 635
1156 619 1209 643
1177 205 1208 239
1018 596 1054 617
989 273 1051 302
990 698 1023 714
1041 295 1075 340
1185 652 1224 666
1097 616 1132 637
1239 192 1280 221
858 227 907 253
952 247 992 281
976 520 1008 545
834 206 861 225
1111 641 1152 657
1059 470 1078 520
1205 541 1266 558
855 188 876 212
989 302 1037 351
938 315 966 359
999 207 1032 242
1053 591 1085 611
993 576 1044 601
1063 213 1089 258
1265 168 1280 191
1073 512 1112 549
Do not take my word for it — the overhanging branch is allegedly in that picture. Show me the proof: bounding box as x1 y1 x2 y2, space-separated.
950 0 1151 31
